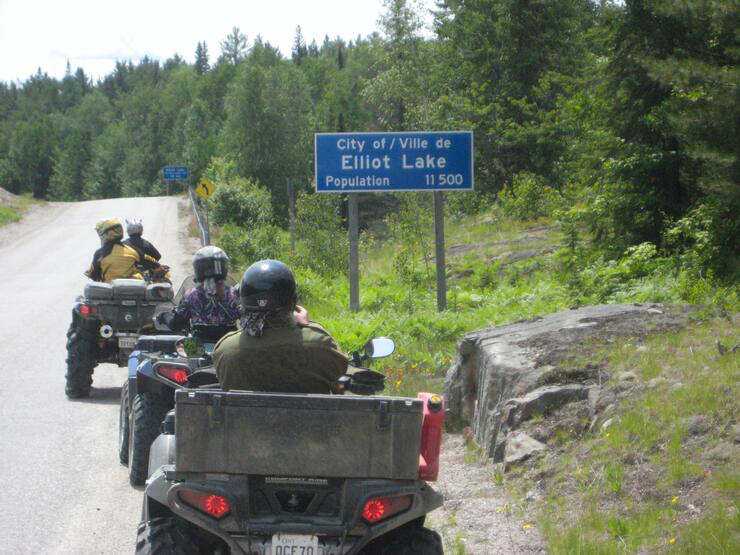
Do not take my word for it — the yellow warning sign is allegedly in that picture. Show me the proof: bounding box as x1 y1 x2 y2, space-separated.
195 178 216 200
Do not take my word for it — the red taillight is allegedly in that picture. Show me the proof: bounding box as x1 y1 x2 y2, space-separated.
362 499 388 522
157 365 189 384
361 495 412 524
179 489 231 518
80 305 90 316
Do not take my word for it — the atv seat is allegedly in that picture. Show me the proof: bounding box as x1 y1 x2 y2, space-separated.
111 279 148 300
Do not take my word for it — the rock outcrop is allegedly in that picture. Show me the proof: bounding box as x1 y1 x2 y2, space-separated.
444 304 692 463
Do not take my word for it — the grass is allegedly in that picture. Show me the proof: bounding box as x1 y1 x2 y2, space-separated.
0 205 19 226
0 194 40 226
535 316 740 553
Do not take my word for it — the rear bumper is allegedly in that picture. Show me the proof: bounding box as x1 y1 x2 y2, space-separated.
143 469 442 555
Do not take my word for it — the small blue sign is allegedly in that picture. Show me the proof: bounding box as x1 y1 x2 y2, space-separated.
163 166 189 180
315 131 473 193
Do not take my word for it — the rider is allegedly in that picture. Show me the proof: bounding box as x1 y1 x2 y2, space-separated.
157 246 240 332
212 259 348 394
123 219 162 261
86 219 162 283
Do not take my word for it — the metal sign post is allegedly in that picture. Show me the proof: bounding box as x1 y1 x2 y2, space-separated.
348 194 359 312
433 191 446 311
315 131 473 312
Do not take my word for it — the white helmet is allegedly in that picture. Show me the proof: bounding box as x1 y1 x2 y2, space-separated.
126 218 143 236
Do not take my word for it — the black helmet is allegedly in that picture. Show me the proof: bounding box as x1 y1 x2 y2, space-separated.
240 259 297 312
193 246 229 282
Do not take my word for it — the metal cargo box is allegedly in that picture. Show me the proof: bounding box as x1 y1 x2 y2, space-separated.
175 390 423 480
146 282 174 301
84 281 113 300
111 279 148 300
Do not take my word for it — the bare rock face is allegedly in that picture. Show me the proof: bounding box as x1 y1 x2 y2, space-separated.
504 432 547 466
444 304 692 463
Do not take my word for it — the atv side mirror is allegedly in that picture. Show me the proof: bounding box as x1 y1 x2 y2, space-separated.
364 337 395 359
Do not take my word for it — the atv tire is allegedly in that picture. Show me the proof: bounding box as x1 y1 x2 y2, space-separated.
129 392 170 486
135 517 201 555
65 322 97 398
118 380 130 465
376 526 443 555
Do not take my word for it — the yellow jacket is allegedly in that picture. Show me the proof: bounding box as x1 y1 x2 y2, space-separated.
86 241 158 283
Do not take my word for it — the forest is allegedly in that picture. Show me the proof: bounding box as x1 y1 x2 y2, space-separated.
0 0 737 284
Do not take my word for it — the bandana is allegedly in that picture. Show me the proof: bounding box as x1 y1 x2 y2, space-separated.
240 311 269 337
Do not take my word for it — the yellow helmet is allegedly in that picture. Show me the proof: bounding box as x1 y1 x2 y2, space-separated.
95 218 123 243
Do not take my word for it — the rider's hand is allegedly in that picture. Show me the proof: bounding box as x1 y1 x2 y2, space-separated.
294 305 310 326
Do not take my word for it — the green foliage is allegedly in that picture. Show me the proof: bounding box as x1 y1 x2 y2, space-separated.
388 193 434 308
497 172 561 220
207 174 273 229
0 205 20 226
293 192 348 276
217 223 288 270
221 57 311 223
541 316 740 554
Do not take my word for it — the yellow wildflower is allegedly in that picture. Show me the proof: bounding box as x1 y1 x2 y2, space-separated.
523 524 531 530
668 537 676 545
671 496 679 504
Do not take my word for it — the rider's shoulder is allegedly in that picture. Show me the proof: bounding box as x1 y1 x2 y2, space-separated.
301 321 335 339
214 328 240 351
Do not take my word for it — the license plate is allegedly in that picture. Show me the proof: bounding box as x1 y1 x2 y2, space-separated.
118 336 137 349
271 534 319 555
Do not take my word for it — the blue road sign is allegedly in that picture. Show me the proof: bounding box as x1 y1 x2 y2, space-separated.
315 131 473 193
163 166 189 180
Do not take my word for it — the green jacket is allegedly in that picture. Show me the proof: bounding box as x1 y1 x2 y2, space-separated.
213 321 349 394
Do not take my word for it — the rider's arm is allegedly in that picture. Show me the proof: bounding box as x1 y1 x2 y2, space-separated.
143 239 162 261
139 252 160 270
86 251 103 281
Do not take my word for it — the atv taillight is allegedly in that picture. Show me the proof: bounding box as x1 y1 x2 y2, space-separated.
179 489 231 518
157 365 189 384
79 304 97 316
361 495 411 524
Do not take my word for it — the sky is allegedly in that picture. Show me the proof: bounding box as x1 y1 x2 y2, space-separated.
0 0 435 84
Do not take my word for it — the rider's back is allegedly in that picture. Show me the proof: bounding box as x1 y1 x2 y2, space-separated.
91 242 144 283
213 321 348 394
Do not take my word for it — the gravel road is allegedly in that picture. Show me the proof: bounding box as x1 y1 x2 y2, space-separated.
0 197 194 554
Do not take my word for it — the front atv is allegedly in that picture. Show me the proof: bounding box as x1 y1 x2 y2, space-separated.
139 388 445 554
65 279 174 398
136 336 445 554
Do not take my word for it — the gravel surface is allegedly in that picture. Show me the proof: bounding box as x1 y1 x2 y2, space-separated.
0 197 194 554
429 434 546 554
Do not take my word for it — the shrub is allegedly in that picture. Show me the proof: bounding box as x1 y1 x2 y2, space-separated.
497 171 561 220
217 223 289 270
207 177 273 229
293 191 348 276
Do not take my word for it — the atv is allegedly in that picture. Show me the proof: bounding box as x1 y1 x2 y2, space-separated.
65 278 175 399
121 322 236 486
136 338 445 554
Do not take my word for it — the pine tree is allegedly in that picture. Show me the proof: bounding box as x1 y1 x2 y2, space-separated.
195 41 210 74
219 27 248 65
292 26 308 65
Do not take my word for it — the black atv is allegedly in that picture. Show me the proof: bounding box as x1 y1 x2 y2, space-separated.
120 322 236 486
65 279 174 398
136 338 445 554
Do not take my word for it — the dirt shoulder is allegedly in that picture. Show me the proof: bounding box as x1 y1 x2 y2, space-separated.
429 434 546 554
